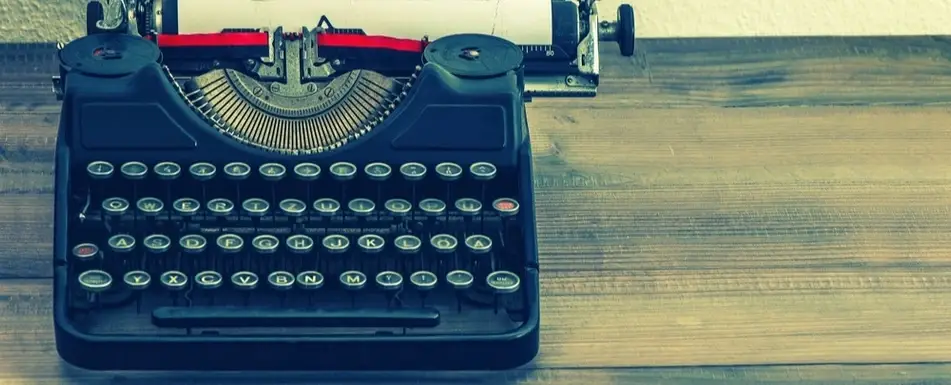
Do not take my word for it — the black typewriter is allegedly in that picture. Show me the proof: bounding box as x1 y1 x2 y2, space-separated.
51 0 635 371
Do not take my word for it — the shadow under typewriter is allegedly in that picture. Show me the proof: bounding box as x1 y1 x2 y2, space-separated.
68 177 529 338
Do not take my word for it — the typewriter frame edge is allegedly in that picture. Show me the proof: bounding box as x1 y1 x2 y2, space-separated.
51 119 542 371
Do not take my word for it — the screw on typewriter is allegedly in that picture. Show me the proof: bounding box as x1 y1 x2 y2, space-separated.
52 0 637 371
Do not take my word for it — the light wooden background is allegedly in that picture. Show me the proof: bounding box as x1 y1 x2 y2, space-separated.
3 1 951 384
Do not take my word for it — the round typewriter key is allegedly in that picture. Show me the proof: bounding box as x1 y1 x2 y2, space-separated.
486 270 520 294
357 234 385 254
179 234 207 254
259 163 287 181
329 162 357 181
409 271 438 291
136 197 164 216
286 234 314 254
313 198 341 216
454 198 482 216
207 198 235 216
172 197 200 216
322 234 350 254
160 270 188 291
419 198 446 216
399 162 427 181
347 198 375 216
223 162 251 180
216 234 244 253
435 162 463 181
102 197 130 216
195 271 223 289
86 161 114 179
394 235 422 254
339 270 367 290
446 270 475 290
492 198 520 217
231 271 259 290
143 234 172 253
188 162 217 181
375 271 403 290
71 243 99 261
107 234 136 253
364 162 392 181
252 234 279 254
120 161 148 180
241 198 270 217
469 162 497 181
296 271 325 290
293 162 321 181
465 234 493 254
78 270 113 293
279 198 307 217
153 161 181 180
384 198 412 217
268 271 295 291
430 234 458 254
123 270 151 290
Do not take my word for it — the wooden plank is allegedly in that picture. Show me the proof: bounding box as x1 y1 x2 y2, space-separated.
4 278 951 382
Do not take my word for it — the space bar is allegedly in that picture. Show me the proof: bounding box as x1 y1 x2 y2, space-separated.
151 306 441 328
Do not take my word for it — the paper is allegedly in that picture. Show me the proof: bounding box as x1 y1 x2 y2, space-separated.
173 0 554 45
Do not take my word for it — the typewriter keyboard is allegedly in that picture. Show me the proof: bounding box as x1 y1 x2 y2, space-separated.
66 160 529 336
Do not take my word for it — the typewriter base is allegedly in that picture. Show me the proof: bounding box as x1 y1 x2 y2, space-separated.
53 267 540 371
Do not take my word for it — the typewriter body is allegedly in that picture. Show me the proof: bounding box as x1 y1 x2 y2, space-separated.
52 0 635 371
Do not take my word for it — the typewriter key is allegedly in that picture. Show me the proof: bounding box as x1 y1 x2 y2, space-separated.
364 162 392 181
313 198 341 217
357 234 385 253
78 269 112 307
435 162 463 181
384 198 412 217
297 271 324 289
160 270 189 305
195 271 223 289
464 235 492 253
268 271 295 291
172 198 200 217
394 235 422 254
348 198 375 217
144 234 172 253
180 234 208 272
286 234 315 270
492 198 520 217
188 162 217 181
376 271 403 306
252 234 279 252
486 270 521 314
399 162 427 181
120 161 148 180
108 234 136 254
455 198 482 216
102 197 130 216
259 163 287 182
469 162 497 181
446 270 475 312
136 197 164 217
224 162 252 180
329 162 357 181
217 234 244 254
279 198 307 217
409 270 437 306
322 234 350 254
339 271 367 290
153 162 182 180
86 161 114 179
419 198 446 217
231 271 259 305
293 163 321 181
207 198 235 216
71 243 100 263
242 198 270 217
430 234 458 254
123 270 151 312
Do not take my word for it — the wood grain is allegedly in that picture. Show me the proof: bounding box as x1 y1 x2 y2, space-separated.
2 36 951 382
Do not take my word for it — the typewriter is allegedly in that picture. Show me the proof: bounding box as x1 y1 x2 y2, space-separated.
51 0 636 371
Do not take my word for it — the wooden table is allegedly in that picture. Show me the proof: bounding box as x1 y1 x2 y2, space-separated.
2 36 951 384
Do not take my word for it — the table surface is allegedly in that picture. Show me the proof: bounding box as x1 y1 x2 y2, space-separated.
2 36 951 384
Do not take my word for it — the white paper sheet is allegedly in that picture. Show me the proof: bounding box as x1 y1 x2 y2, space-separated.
172 0 554 45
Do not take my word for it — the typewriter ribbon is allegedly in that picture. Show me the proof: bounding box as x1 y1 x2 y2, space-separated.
50 0 636 372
